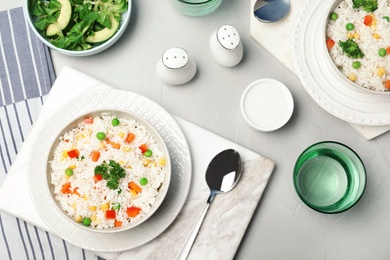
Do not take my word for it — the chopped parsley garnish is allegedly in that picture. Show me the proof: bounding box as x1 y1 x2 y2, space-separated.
352 0 378 12
94 160 126 190
339 39 364 59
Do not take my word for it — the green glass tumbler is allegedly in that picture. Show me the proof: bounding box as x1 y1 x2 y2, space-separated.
170 0 223 16
293 141 366 214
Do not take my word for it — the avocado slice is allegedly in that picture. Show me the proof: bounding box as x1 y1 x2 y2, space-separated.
46 0 72 36
86 16 119 43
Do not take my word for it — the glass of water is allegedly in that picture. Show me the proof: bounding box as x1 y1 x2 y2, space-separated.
293 141 366 214
170 0 223 16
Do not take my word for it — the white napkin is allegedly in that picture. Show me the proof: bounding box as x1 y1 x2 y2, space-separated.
249 0 390 140
0 67 275 259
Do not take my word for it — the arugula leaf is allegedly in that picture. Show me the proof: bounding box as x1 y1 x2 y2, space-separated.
339 39 364 59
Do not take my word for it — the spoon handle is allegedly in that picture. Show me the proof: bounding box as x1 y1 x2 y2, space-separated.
175 201 211 260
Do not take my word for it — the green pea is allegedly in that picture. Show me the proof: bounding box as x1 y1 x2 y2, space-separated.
82 217 91 226
378 48 387 57
111 118 120 126
330 13 338 21
140 177 148 186
144 149 153 157
384 16 390 22
112 203 121 210
352 61 361 69
65 168 74 177
346 23 354 31
96 132 106 140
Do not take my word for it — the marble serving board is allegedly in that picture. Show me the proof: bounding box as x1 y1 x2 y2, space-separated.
249 0 390 140
0 67 275 259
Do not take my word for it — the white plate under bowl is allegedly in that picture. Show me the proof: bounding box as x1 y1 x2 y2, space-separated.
240 78 294 132
292 0 390 126
46 109 171 234
28 89 192 252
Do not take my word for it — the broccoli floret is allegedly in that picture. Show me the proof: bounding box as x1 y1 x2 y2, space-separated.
352 0 378 12
339 39 364 59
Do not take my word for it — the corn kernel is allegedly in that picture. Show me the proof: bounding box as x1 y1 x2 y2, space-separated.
122 146 132 152
118 132 125 138
347 33 353 39
118 160 125 165
72 203 77 209
372 15 377 25
76 133 84 141
377 67 386 77
90 215 96 222
353 32 360 39
100 203 109 211
68 164 77 169
75 215 83 222
348 73 357 82
130 189 138 199
90 206 97 211
83 195 89 201
62 150 69 157
373 33 380 39
65 174 70 180
159 157 166 166
143 158 151 167
99 142 106 149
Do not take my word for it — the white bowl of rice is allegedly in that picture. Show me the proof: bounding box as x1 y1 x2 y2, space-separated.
47 110 171 233
324 0 390 93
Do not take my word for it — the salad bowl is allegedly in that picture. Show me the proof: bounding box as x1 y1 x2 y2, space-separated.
25 0 131 56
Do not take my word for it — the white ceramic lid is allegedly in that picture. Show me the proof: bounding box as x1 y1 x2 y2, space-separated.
240 78 294 132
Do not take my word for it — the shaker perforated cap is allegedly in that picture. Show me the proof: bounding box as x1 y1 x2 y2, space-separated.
217 25 240 50
162 47 189 69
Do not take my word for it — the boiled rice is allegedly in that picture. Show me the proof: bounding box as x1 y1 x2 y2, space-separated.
327 0 390 92
50 112 167 229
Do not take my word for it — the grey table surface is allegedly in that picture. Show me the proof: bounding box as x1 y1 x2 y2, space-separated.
2 0 390 259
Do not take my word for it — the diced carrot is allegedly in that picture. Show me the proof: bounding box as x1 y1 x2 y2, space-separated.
126 206 141 218
125 133 135 143
363 14 373 26
72 187 81 197
84 117 94 124
114 220 123 227
128 181 142 193
61 182 71 194
91 151 100 162
386 47 390 55
94 174 103 183
105 140 121 149
326 38 335 50
139 144 148 153
67 149 79 158
385 80 390 89
105 210 116 219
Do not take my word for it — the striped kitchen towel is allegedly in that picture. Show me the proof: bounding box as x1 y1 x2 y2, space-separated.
0 7 102 260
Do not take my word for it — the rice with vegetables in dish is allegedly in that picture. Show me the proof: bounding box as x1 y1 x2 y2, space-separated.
50 113 167 229
326 0 390 92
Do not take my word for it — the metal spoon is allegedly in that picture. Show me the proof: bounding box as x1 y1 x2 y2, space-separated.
176 149 242 260
253 0 291 23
